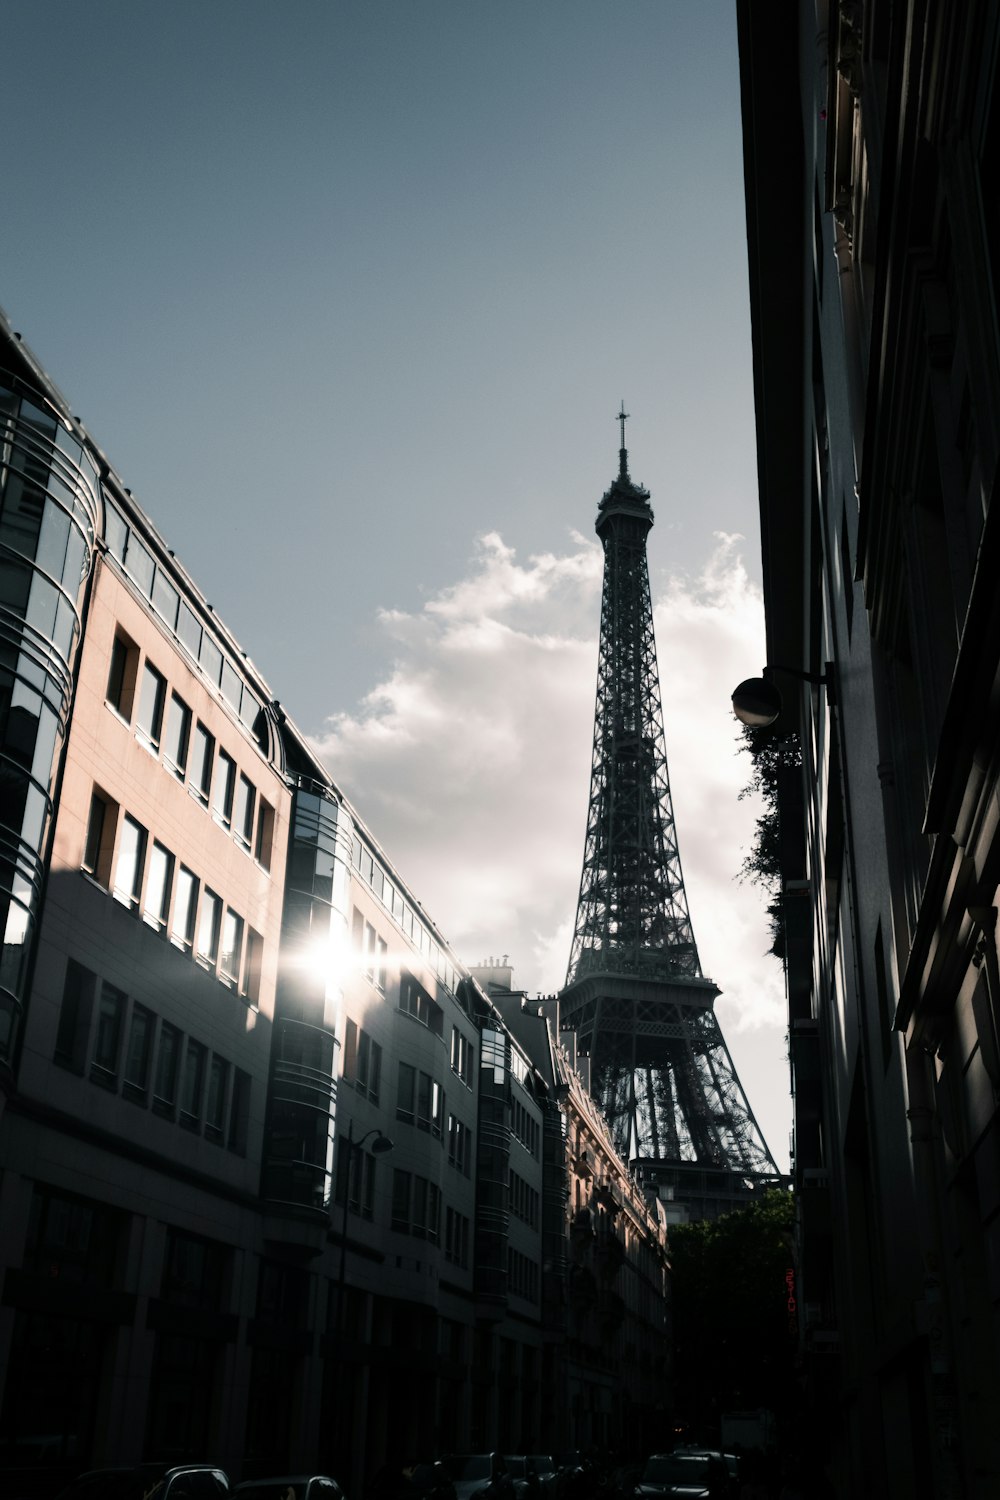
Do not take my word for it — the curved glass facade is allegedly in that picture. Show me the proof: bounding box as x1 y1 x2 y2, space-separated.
0 383 100 1066
263 781 353 1215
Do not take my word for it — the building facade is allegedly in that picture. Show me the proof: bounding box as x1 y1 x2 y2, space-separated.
0 315 670 1497
739 2 1000 1495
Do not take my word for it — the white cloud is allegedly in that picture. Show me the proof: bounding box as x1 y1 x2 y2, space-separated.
311 528 791 1166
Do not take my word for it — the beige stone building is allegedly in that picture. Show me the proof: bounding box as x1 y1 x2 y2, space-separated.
0 314 671 1498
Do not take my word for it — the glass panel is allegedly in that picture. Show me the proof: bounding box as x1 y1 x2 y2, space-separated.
197 889 221 963
177 599 201 659
220 909 243 981
206 1055 229 1137
61 525 87 593
136 663 166 749
180 1039 206 1123
154 1022 181 1113
104 501 128 562
220 658 242 712
143 842 173 929
124 1004 154 1094
211 751 235 827
234 776 254 848
113 816 146 908
199 633 222 687
151 567 179 628
124 533 154 596
91 983 126 1081
36 504 70 581
163 694 191 775
170 866 198 949
188 723 213 803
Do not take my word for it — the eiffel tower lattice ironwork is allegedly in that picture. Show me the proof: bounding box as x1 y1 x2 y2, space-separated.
561 408 780 1214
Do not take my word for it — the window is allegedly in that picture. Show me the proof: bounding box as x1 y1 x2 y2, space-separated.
242 927 264 1005
143 842 174 931
90 982 126 1087
197 889 222 965
342 1020 383 1105
163 693 191 777
399 974 444 1036
220 908 244 983
211 750 236 828
171 865 198 950
335 1134 377 1219
54 959 96 1072
106 630 138 720
393 1172 441 1245
180 1038 206 1128
188 722 213 805
445 1207 470 1267
113 815 147 910
234 775 255 851
451 1026 474 1085
228 1068 251 1154
136 662 166 751
481 1028 506 1084
82 789 117 887
255 798 275 870
364 921 376 982
448 1114 472 1175
205 1055 229 1142
153 1022 181 1116
123 1003 155 1102
375 937 388 992
397 1062 415 1124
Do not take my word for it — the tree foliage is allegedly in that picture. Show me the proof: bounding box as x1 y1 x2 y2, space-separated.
669 1189 797 1442
737 723 801 959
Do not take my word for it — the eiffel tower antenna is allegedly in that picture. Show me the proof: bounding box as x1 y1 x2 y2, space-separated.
560 415 781 1219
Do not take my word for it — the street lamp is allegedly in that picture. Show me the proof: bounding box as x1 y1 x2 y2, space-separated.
731 663 834 727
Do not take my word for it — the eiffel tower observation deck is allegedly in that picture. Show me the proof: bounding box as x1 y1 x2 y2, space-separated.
560 408 782 1221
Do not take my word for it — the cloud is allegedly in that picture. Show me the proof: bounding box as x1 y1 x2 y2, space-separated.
311 528 790 1164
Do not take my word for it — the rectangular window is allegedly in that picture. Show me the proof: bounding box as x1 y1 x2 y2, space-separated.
180 1038 206 1128
113 814 147 910
136 662 166 751
211 749 236 828
343 1018 358 1081
375 937 388 992
197 888 222 965
391 1169 411 1233
143 841 174 931
54 959 97 1072
151 566 179 629
228 1068 251 1153
163 693 191 777
90 982 127 1086
177 598 202 660
357 1033 381 1103
170 865 198 950
255 798 275 870
153 1021 181 1117
242 927 264 1005
234 775 255 851
205 1055 229 1142
220 908 244 983
188 722 213 805
123 1003 155 1102
82 789 117 887
106 629 138 720
364 921 376 982
397 1061 416 1124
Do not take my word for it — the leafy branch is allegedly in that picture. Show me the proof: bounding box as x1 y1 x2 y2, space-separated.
737 722 801 960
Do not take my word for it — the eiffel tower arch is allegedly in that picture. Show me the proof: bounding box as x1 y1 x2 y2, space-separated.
560 409 782 1222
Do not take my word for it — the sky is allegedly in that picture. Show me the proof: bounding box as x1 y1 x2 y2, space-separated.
4 1 791 1168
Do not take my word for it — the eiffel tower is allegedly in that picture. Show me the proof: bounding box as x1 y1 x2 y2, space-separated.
560 407 781 1221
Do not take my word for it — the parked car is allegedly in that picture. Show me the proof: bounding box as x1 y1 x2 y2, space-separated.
234 1477 343 1500
505 1457 561 1500
633 1453 729 1500
440 1455 514 1500
54 1465 230 1500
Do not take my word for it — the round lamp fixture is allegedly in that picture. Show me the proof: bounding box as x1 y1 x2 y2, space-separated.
731 676 782 728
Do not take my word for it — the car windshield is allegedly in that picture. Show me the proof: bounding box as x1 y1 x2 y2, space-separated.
642 1457 709 1484
446 1458 492 1482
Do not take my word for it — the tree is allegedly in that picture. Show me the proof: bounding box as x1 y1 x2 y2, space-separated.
737 724 801 959
669 1189 796 1443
